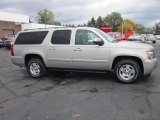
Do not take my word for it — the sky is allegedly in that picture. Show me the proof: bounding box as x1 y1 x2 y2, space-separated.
0 0 160 27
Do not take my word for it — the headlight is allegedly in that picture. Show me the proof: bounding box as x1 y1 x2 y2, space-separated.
146 49 155 60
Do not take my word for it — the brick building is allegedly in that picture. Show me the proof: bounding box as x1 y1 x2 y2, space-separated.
0 12 29 38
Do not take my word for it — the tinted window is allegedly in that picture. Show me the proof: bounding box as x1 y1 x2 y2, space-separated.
15 31 48 44
51 30 71 44
75 30 99 45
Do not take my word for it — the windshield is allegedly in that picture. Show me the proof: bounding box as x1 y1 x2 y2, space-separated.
148 35 155 39
95 29 115 42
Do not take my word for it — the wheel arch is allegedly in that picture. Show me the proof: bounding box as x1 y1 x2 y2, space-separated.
111 56 144 74
25 54 46 67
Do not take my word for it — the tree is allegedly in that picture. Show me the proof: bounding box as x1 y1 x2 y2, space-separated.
118 19 137 33
54 21 61 26
104 12 123 31
90 17 96 27
37 9 61 25
77 24 81 27
155 22 160 35
87 21 92 27
136 24 146 34
96 16 103 28
83 23 87 27
71 24 75 27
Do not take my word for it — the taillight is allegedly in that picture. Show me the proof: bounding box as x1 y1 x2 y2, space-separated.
11 45 14 56
139 39 142 42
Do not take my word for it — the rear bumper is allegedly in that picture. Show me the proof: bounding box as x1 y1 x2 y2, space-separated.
143 58 158 75
0 42 3 46
11 56 25 67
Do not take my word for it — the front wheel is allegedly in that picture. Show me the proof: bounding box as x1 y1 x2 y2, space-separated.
27 58 47 78
114 59 141 83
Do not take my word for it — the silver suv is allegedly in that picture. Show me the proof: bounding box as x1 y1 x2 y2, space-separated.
11 27 158 83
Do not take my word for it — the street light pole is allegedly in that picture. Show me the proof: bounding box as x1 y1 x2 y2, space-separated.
122 19 123 35
45 17 46 28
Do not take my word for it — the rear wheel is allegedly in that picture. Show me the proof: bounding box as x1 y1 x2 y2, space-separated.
152 41 156 44
27 58 47 78
114 59 141 83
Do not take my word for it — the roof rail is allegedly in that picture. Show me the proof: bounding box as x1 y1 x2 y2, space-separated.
23 26 65 31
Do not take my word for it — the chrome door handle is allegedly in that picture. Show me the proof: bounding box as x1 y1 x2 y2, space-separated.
74 48 82 51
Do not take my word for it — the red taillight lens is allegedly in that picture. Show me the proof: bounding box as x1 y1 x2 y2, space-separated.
139 39 142 42
11 45 14 56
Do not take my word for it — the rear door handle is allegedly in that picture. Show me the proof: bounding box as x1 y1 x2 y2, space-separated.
74 48 82 51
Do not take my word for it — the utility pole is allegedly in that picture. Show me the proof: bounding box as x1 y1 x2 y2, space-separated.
45 17 46 28
122 19 124 35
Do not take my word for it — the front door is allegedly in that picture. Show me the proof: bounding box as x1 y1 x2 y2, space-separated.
72 29 109 70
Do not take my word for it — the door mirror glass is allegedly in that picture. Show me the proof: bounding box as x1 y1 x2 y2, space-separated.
93 38 104 46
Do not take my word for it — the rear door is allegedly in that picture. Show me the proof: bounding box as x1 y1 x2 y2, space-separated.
47 30 73 68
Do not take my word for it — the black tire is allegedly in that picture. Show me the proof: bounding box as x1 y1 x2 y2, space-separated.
153 41 156 44
27 58 47 78
114 59 141 83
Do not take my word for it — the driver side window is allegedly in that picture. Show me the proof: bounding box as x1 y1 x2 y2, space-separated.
75 30 99 45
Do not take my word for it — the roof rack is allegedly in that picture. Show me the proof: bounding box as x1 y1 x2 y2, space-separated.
23 26 65 31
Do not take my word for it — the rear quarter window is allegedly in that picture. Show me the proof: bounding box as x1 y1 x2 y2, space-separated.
51 30 71 44
15 31 48 45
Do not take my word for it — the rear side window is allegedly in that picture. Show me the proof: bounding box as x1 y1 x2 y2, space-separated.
15 31 48 44
51 30 71 44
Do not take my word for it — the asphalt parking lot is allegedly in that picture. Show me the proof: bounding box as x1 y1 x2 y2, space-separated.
0 42 160 120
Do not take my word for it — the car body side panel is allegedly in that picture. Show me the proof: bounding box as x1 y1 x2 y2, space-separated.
11 27 158 76
108 47 146 70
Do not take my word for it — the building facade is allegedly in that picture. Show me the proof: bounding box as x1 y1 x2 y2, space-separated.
0 12 29 38
0 21 21 37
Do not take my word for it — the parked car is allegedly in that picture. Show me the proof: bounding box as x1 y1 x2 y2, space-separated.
11 27 158 83
0 37 8 47
107 32 125 41
146 34 156 44
4 37 14 49
155 35 160 40
0 39 3 48
127 35 146 43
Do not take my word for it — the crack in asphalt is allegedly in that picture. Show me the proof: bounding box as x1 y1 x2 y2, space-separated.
0 83 55 105
0 81 18 97
146 94 153 119
0 69 22 76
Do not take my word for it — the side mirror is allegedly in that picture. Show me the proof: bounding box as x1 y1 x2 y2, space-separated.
93 38 104 46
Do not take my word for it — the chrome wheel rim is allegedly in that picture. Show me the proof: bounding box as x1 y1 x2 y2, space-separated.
119 64 136 81
29 63 41 76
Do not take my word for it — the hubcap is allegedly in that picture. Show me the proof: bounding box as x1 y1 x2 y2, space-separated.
119 64 136 81
29 63 41 76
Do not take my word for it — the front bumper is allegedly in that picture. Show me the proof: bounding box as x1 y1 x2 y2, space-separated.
143 58 158 75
